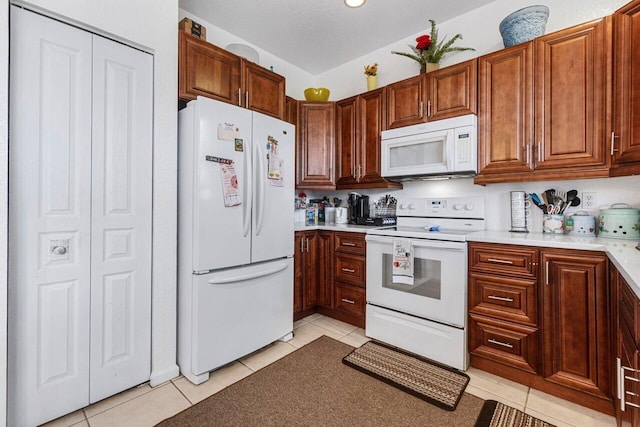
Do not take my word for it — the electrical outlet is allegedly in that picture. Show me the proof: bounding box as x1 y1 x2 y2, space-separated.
583 192 597 209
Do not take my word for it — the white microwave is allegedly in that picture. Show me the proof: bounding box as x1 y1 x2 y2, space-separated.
381 114 477 180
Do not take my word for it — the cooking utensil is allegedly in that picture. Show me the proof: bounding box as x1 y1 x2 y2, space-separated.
566 189 578 205
545 189 555 206
530 193 547 211
571 196 581 207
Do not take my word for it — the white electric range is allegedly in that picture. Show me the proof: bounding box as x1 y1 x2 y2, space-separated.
365 197 485 370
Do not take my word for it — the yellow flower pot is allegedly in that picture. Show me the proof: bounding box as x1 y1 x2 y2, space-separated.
367 75 378 90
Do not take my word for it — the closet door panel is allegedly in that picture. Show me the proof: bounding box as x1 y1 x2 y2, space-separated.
8 6 92 426
90 35 153 403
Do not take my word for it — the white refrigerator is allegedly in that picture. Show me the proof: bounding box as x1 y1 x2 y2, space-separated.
178 97 294 385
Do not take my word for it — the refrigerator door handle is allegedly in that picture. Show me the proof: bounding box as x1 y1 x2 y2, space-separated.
254 140 266 236
207 262 288 285
242 140 252 238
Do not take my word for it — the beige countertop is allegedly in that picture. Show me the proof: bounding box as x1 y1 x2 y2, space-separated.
467 231 640 298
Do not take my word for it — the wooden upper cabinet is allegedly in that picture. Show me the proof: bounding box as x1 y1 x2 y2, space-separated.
534 17 611 174
242 60 286 120
475 17 612 184
335 90 401 190
179 32 241 105
178 32 286 120
296 102 336 189
359 89 395 186
427 58 477 121
335 96 359 188
611 0 640 176
386 74 427 129
477 43 535 179
285 96 298 126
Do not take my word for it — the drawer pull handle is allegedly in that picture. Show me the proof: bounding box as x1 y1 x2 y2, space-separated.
341 268 356 273
342 242 357 247
488 338 513 349
487 258 514 265
341 298 355 304
488 295 514 302
626 375 640 383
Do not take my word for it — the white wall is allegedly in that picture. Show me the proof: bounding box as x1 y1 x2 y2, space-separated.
0 0 8 424
179 9 315 100
319 0 630 100
305 175 640 233
9 0 180 389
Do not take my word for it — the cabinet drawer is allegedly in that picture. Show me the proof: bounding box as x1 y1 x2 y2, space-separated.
334 283 365 318
469 243 538 278
469 273 537 326
334 232 366 255
469 314 538 374
334 253 366 287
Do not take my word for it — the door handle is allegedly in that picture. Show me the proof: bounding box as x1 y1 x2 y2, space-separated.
487 258 513 265
306 238 309 253
488 338 513 349
488 295 514 302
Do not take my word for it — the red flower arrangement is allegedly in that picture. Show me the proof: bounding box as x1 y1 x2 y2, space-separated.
392 20 474 68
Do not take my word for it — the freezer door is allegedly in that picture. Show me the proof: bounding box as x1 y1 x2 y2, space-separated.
251 112 295 263
193 98 253 271
191 258 293 375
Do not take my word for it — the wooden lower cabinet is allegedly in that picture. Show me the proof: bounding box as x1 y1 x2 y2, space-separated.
294 231 318 319
614 265 640 426
294 230 366 328
468 243 614 415
540 250 611 408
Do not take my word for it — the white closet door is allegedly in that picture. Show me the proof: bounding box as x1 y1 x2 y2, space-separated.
89 35 153 403
8 6 92 426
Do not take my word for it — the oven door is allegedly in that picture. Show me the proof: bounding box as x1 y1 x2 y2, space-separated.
365 234 467 328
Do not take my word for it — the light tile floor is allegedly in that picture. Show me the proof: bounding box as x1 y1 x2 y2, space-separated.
43 314 616 427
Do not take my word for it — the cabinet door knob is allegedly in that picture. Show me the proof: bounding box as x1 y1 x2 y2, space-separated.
52 246 67 255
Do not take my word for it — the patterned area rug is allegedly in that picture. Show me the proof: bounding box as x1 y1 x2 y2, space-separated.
342 340 469 411
475 400 556 427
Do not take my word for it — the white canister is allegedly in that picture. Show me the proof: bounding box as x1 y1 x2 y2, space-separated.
598 203 640 239
325 207 336 224
335 207 349 224
566 211 596 236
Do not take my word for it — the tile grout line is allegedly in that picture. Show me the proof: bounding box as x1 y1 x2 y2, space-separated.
170 379 196 406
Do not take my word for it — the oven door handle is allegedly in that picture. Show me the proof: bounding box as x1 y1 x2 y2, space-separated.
365 235 466 251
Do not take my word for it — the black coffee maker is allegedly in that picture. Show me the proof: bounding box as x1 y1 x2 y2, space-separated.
348 192 370 225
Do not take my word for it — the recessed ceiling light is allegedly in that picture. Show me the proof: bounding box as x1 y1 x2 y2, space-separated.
345 0 366 8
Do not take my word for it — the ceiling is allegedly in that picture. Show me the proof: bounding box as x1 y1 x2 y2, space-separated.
179 0 496 75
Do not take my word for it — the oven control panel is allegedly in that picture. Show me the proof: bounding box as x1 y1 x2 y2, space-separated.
396 197 484 219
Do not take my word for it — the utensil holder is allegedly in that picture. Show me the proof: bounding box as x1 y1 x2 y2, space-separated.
543 214 565 234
